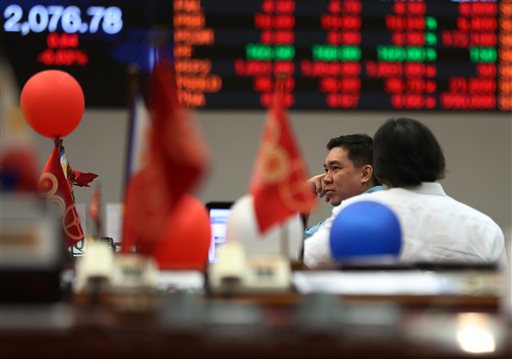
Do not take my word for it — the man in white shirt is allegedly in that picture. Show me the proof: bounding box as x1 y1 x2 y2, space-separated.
304 117 507 269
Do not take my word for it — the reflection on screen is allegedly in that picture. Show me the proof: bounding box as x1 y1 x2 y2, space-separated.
208 208 231 263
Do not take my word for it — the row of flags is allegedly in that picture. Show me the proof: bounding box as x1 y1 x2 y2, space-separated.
2 53 317 260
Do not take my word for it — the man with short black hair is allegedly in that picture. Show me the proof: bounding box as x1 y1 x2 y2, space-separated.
304 134 383 238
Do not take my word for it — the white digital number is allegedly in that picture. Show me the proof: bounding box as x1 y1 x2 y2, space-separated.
61 6 81 33
27 5 49 33
47 6 63 32
3 4 23 33
2 3 123 35
86 6 103 33
102 6 123 35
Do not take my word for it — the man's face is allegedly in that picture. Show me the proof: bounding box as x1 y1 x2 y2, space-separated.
323 147 366 206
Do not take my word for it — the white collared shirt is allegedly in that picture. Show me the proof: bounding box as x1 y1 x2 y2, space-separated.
304 182 507 269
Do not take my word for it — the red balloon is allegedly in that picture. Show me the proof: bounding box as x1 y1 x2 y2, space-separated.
153 195 212 270
20 70 84 138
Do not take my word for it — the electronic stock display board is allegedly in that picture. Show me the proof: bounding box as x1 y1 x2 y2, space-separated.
2 0 512 111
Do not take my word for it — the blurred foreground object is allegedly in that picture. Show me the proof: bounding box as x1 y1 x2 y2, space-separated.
20 70 84 138
208 241 291 294
122 60 209 261
226 194 303 260
208 194 302 294
293 266 504 297
0 194 63 303
74 239 159 312
152 195 211 270
329 201 402 264
0 57 39 192
0 147 39 192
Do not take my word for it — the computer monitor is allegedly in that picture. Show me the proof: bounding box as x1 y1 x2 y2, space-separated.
206 202 233 264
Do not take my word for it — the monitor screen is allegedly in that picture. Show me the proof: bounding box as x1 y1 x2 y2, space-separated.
2 0 511 111
206 202 233 264
1 0 173 108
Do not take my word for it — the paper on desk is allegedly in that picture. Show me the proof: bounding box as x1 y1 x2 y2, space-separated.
293 271 451 295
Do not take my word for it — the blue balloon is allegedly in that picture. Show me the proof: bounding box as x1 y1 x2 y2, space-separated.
329 201 402 262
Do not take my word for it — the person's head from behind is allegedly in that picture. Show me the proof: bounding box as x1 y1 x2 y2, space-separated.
323 134 380 206
373 117 446 188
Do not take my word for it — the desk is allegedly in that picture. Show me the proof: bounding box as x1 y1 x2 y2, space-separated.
1 266 511 359
1 292 510 359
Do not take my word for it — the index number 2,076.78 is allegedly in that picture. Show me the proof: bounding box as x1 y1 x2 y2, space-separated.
3 4 123 36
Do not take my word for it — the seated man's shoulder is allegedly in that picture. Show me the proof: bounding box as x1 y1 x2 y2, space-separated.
340 190 389 208
448 197 499 225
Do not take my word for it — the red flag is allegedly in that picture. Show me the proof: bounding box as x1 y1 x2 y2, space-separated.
250 78 316 233
88 185 101 237
72 170 98 187
122 61 208 254
38 142 84 247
